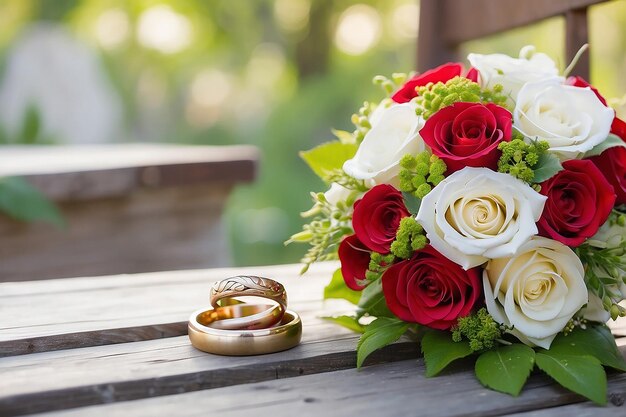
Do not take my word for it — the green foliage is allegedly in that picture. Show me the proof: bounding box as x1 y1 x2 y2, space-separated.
357 278 393 318
390 217 426 260
0 177 64 227
364 252 394 281
414 77 508 119
532 151 564 183
421 330 473 377
0 105 56 145
286 189 356 273
331 129 356 144
323 268 362 305
475 345 535 396
401 192 421 215
497 137 557 184
576 237 626 319
357 317 409 367
321 315 364 334
535 351 607 405
451 308 506 352
549 325 626 372
373 73 409 97
300 141 358 182
322 169 368 192
398 151 447 198
583 133 626 158
350 101 377 144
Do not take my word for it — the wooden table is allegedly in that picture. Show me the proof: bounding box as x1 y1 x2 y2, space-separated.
1 262 626 416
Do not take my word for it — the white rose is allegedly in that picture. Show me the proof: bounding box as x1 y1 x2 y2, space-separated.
343 103 424 187
583 292 610 323
468 46 560 105
514 79 614 160
416 167 546 269
323 182 352 207
483 236 588 349
588 219 626 249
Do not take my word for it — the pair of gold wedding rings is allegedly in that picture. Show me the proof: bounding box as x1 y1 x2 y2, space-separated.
188 276 302 356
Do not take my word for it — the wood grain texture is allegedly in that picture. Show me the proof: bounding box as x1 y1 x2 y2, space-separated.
0 334 418 416
507 400 625 416
0 144 259 200
565 8 591 79
2 263 626 416
0 144 258 281
0 184 234 281
32 353 626 417
417 0 609 74
0 262 343 355
439 0 608 45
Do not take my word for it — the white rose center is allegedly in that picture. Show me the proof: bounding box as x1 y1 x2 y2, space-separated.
446 195 511 238
508 254 567 321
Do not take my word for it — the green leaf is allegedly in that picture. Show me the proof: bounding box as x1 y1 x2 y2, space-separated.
300 141 358 181
331 129 355 144
19 105 41 144
548 325 626 371
421 330 473 377
583 133 626 158
321 315 364 333
475 344 535 396
535 351 607 405
402 192 421 215
357 317 408 367
357 278 393 318
0 177 64 227
324 269 361 305
532 151 563 183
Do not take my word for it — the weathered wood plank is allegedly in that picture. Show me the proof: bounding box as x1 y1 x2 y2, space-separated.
2 260 625 352
507 400 625 416
0 144 259 200
440 0 608 45
0 184 234 281
0 144 259 281
32 354 626 417
0 334 418 416
0 262 342 356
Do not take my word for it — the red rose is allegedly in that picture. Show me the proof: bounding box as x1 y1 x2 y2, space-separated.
588 117 626 205
566 76 608 106
352 184 410 254
382 245 481 330
420 102 512 174
465 67 479 83
392 63 464 103
338 234 371 291
538 159 616 247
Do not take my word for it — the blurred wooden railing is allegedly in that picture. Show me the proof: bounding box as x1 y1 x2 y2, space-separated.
0 144 258 281
418 0 615 80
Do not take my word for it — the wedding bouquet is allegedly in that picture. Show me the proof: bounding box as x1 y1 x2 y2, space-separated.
288 46 626 404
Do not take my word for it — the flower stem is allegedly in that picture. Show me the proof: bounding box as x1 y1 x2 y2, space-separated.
563 44 589 78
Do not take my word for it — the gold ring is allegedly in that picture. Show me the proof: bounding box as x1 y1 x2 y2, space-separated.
209 276 287 329
207 303 284 330
188 305 302 356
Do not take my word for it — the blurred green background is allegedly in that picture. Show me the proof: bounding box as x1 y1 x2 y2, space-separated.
0 0 624 267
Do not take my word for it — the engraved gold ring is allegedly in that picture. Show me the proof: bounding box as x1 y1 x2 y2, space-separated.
208 276 287 330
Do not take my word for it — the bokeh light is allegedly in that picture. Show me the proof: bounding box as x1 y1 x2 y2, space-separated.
334 4 382 56
274 0 310 33
137 5 192 54
94 9 129 50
